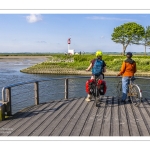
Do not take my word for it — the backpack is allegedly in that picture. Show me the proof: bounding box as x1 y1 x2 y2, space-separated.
92 59 103 76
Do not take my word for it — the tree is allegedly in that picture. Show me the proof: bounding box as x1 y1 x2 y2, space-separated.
111 22 145 55
140 26 150 55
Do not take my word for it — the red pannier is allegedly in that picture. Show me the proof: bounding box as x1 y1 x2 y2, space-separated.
85 79 107 95
85 79 95 94
97 79 107 95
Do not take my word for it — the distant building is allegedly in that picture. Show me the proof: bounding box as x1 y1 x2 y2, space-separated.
68 49 74 55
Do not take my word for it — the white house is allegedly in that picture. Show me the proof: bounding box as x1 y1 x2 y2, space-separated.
68 49 74 55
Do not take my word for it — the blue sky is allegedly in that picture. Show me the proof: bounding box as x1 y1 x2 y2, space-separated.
0 14 150 53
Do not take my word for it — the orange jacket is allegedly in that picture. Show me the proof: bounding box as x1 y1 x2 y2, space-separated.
118 58 136 77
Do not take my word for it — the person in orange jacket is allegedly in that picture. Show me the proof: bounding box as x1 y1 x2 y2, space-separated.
117 52 137 102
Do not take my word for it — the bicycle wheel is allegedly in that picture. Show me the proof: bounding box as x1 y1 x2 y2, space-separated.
95 86 100 107
116 80 122 98
130 84 142 106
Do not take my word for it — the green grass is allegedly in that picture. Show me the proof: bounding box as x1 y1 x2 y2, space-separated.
20 54 150 73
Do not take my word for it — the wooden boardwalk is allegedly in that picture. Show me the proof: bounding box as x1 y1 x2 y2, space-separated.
0 96 150 136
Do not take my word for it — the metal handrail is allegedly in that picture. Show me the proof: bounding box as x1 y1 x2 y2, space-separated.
1 76 150 116
1 76 90 102
2 75 150 102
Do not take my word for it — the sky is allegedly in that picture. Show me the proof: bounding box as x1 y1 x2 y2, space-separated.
1 13 150 54
1 0 150 54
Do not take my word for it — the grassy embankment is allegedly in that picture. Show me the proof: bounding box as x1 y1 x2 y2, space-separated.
20 54 150 76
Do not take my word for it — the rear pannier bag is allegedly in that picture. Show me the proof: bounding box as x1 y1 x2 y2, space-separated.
85 79 107 95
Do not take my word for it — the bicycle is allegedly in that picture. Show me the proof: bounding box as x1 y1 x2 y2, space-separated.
117 77 142 107
89 75 105 107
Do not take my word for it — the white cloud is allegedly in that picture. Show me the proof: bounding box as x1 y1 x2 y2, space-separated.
86 16 138 22
26 14 42 23
100 36 105 39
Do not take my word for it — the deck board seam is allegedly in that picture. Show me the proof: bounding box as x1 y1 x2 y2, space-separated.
99 96 109 136
109 96 114 136
28 101 63 136
124 102 133 136
18 102 59 136
69 99 89 136
79 99 96 136
118 100 122 136
59 98 86 136
0 104 47 136
144 98 150 117
131 104 143 136
49 98 81 136
39 99 75 136
138 104 150 135
8 103 53 136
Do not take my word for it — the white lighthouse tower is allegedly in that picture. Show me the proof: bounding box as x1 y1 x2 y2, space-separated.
67 38 74 55
68 38 71 51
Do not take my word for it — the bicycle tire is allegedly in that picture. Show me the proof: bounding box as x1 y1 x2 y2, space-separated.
116 80 122 98
130 84 142 107
95 85 100 107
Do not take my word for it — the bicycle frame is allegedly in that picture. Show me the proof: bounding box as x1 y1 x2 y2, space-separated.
128 77 142 106
117 77 142 106
91 75 103 107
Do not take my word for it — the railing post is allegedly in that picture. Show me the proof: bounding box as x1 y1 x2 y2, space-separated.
65 78 68 99
6 88 12 116
34 82 39 105
0 102 5 121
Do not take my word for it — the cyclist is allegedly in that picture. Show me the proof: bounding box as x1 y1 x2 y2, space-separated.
117 52 137 102
85 50 106 102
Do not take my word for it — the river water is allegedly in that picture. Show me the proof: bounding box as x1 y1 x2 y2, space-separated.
0 58 150 114
0 58 73 99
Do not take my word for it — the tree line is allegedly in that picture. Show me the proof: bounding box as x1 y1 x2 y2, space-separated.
111 22 150 55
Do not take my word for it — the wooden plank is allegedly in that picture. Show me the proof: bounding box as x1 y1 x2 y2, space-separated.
22 100 67 136
31 99 74 136
0 103 48 136
138 100 150 135
40 98 80 136
0 96 150 136
143 99 150 118
80 101 98 136
0 103 51 136
0 104 39 128
90 96 107 136
69 99 93 136
124 102 140 136
111 97 120 136
101 96 114 136
60 98 88 136
120 101 130 136
50 98 85 136
130 103 149 136
10 101 58 136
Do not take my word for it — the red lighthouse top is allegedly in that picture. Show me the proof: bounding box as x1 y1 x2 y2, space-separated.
67 38 71 44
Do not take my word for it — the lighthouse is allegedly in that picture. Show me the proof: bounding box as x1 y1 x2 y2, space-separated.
67 38 74 55
67 38 71 51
